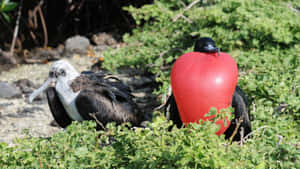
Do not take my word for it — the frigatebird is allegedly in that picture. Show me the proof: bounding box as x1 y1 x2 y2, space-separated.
165 37 251 141
29 60 144 129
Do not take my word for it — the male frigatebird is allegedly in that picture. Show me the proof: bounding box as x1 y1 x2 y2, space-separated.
165 37 251 141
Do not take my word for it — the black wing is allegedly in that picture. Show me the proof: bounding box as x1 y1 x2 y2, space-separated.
46 87 72 128
165 86 251 141
224 86 251 141
164 94 183 128
82 71 133 96
75 74 143 129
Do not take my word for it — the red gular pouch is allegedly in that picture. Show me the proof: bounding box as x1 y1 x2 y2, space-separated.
171 52 238 135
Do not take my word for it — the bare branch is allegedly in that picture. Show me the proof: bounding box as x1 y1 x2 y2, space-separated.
159 48 184 59
252 102 256 113
240 127 244 146
238 126 269 144
277 135 283 146
89 113 106 130
229 116 244 144
146 48 183 69
173 0 200 23
287 3 299 13
28 0 48 47
36 151 44 169
274 103 288 116
174 14 193 23
9 0 24 57
37 3 48 48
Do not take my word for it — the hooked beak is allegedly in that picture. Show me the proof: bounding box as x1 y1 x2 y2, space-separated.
29 78 56 103
204 44 219 53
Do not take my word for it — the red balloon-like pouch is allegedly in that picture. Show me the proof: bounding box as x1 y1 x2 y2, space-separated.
171 52 238 135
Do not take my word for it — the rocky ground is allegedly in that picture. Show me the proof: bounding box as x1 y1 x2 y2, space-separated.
0 34 159 146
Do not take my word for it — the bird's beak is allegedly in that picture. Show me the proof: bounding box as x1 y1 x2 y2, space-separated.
204 44 217 52
29 78 56 103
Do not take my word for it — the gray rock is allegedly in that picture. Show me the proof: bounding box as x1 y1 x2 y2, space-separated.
6 107 43 118
0 82 22 98
50 120 59 127
92 33 117 46
92 45 108 52
17 107 44 117
0 49 16 65
0 102 13 109
14 79 36 94
32 48 62 61
13 79 47 103
65 35 90 55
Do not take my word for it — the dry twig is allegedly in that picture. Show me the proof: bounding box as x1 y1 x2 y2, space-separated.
252 102 256 113
146 48 183 69
229 116 244 144
274 103 288 116
240 127 244 146
277 135 283 146
173 0 200 23
287 3 299 13
36 151 44 169
28 0 48 47
238 125 269 144
89 113 106 130
37 3 48 47
154 87 172 112
9 0 23 57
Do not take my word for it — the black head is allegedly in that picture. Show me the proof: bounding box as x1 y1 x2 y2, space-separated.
194 37 219 53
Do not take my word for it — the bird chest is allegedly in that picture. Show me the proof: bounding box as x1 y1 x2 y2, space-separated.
171 52 238 135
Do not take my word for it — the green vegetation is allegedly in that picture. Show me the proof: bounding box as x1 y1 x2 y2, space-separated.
0 0 299 168
0 0 18 22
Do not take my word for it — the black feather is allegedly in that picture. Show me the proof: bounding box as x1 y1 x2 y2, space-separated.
73 73 143 129
46 87 72 128
224 86 251 141
194 37 219 53
165 86 251 141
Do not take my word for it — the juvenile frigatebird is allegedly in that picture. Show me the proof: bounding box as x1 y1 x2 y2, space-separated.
29 60 144 129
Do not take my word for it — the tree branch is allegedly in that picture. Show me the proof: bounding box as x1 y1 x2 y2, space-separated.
9 0 24 57
173 0 200 23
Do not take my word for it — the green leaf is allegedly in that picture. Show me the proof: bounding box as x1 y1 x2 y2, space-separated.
1 2 18 12
0 0 9 10
256 161 266 169
223 119 227 127
205 107 218 117
2 12 10 22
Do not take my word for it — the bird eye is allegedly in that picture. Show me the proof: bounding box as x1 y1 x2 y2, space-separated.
49 71 55 77
59 69 66 76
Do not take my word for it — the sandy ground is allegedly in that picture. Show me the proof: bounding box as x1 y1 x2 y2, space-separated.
0 56 100 145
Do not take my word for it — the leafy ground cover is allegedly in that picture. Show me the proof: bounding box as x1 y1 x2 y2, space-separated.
0 0 299 168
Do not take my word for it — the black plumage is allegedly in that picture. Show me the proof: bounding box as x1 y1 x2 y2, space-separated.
46 71 144 129
46 87 72 128
224 86 251 141
194 37 219 53
28 60 145 130
165 37 251 141
165 86 251 141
